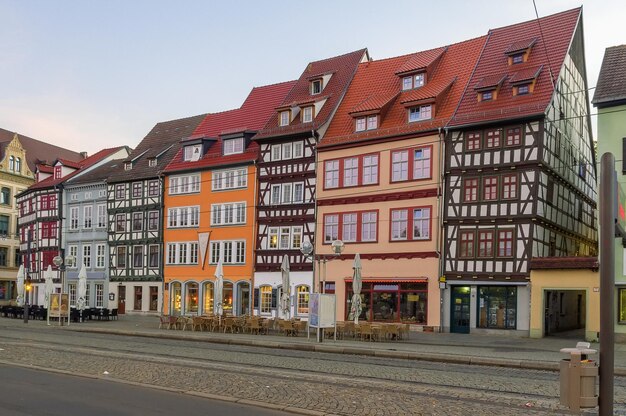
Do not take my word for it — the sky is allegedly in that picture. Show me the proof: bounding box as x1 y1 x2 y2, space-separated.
0 0 623 155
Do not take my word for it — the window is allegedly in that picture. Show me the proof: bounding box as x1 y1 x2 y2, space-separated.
279 227 291 249
291 226 302 249
69 284 76 306
408 105 432 122
302 107 313 123
83 206 93 229
296 285 309 315
95 284 104 308
183 144 202 161
502 174 518 199
116 246 127 268
344 158 359 187
260 286 273 314
148 180 159 197
293 183 304 203
483 177 498 200
115 184 125 199
391 147 431 182
268 227 278 249
281 183 292 204
0 187 10 205
0 248 7 267
169 174 200 195
497 230 514 257
414 73 425 88
223 137 244 155
132 212 143 231
325 160 339 189
367 115 377 130
361 212 377 242
68 245 78 268
149 158 157 167
293 141 303 158
147 244 159 268
481 91 493 101
355 118 366 132
132 182 142 198
412 208 430 239
459 231 475 258
83 245 91 268
9 156 14 171
512 53 524 64
54 166 62 179
413 148 431 179
466 131 481 151
209 241 244 264
115 214 126 232
478 286 517 329
402 76 413 90
390 208 430 241
478 230 494 258
271 144 281 161
96 244 106 268
70 207 79 230
391 151 408 182
97 204 106 228
506 127 522 146
324 214 339 243
280 111 290 126
169 206 200 228
391 210 408 240
517 84 530 95
485 129 501 148
342 213 357 242
211 203 245 226
271 184 281 205
133 246 143 268
213 168 247 191
282 143 292 160
618 288 626 323
362 155 378 185
41 222 57 238
463 178 479 202
148 211 159 231
311 79 322 94
402 73 425 90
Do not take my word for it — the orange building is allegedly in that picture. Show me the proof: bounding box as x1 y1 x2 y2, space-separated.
162 81 295 316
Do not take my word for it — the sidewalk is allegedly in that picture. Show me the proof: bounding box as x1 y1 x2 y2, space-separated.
7 315 626 374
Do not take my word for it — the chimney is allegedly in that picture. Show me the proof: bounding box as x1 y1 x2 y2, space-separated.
80 151 88 159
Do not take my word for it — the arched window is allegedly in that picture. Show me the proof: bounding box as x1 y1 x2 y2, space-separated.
8 156 14 171
203 281 214 314
15 157 21 173
223 282 233 315
296 285 310 315
236 282 251 316
260 285 273 314
170 282 181 315
185 282 198 314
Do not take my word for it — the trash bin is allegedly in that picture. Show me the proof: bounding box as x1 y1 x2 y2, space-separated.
559 342 598 411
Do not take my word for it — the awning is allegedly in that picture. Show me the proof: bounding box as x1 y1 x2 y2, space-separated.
344 278 428 283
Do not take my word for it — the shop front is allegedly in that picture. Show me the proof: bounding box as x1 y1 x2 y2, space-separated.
168 279 251 316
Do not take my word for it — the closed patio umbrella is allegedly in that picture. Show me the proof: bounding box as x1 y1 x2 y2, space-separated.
350 253 363 324
214 258 224 318
44 265 54 309
280 255 290 319
16 265 24 307
77 264 88 322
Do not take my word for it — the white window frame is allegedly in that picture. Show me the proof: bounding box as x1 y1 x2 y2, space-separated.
168 206 200 228
82 245 92 268
212 168 247 191
166 242 198 265
270 184 281 205
413 208 430 240
324 214 339 243
83 205 93 229
211 202 246 226
355 117 366 132
293 183 304 203
260 285 272 314
279 111 290 127
291 226 303 249
70 207 79 230
362 154 379 185
325 160 339 189
132 245 143 269
95 284 104 307
97 204 106 228
409 105 432 122
391 209 408 241
268 227 279 249
68 245 78 269
96 244 106 269
279 227 291 249
342 213 357 242
281 183 292 204
391 150 409 182
282 143 292 160
293 141 303 158
223 137 244 155
311 79 322 94
169 174 200 195
361 211 377 242
271 144 281 161
413 148 431 179
302 106 313 123
366 115 377 130
343 158 359 187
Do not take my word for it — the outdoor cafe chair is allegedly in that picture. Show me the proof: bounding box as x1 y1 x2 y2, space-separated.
159 315 170 329
247 319 262 335
359 323 374 341
192 316 205 331
222 317 236 333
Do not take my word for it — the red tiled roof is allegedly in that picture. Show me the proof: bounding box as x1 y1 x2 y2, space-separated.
592 44 626 106
349 91 399 115
394 47 446 75
450 8 581 127
36 165 53 173
509 65 543 84
474 74 507 91
321 37 487 148
504 37 538 55
57 158 81 169
164 80 295 173
255 49 367 140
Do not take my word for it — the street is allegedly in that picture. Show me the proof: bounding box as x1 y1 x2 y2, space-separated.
0 364 290 416
1 323 625 415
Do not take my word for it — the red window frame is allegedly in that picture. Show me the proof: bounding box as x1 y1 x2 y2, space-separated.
485 129 501 148
389 206 433 242
54 166 62 179
41 222 57 239
463 178 479 202
459 231 475 258
483 177 498 200
502 174 518 199
323 210 379 244
506 127 522 146
323 153 380 190
40 195 49 210
477 230 494 258
390 145 433 183
42 251 56 270
465 132 481 151
497 229 514 257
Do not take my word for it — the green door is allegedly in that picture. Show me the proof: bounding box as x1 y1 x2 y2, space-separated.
451 286 471 334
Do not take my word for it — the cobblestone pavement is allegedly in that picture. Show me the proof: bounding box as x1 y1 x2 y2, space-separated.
1 325 624 415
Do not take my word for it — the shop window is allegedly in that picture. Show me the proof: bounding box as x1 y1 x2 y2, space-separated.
296 285 310 316
260 286 273 314
203 282 214 315
619 288 626 323
346 281 427 323
134 286 143 310
223 282 233 315
186 282 199 314
171 282 181 314
477 286 517 329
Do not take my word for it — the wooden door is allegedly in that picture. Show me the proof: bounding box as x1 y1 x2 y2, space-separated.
118 286 126 314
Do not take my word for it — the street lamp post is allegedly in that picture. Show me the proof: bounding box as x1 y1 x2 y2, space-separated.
53 252 74 326
300 239 344 342
23 278 32 324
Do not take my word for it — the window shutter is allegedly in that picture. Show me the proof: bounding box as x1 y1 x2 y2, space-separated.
271 289 278 308
622 137 626 173
253 288 259 308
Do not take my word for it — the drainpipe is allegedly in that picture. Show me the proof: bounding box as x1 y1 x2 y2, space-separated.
437 127 446 333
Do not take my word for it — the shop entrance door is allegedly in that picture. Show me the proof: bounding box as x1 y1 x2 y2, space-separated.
118 286 126 315
451 286 471 334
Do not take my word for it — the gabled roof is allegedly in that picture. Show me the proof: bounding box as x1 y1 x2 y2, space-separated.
0 127 84 173
394 47 447 75
65 159 125 186
26 146 130 191
255 49 367 140
474 74 507 91
321 37 487 148
107 114 208 183
509 65 543 85
592 44 626 107
504 37 538 55
450 8 581 127
164 80 295 173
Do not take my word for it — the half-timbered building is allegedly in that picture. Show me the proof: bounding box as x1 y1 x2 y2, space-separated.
162 81 294 317
252 49 367 318
106 114 206 315
318 38 486 328
443 8 597 335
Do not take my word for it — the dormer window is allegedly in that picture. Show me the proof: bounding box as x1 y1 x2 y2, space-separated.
481 91 494 101
512 53 524 64
223 137 244 155
183 144 202 162
54 166 62 179
402 73 425 91
408 105 432 122
124 162 132 171
516 84 530 95
149 158 157 167
311 79 322 95
302 107 313 123
279 111 290 127
355 115 378 132
504 38 537 65
367 115 377 130
356 118 366 132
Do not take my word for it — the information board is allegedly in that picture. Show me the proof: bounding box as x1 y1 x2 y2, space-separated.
49 294 69 318
308 293 336 328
